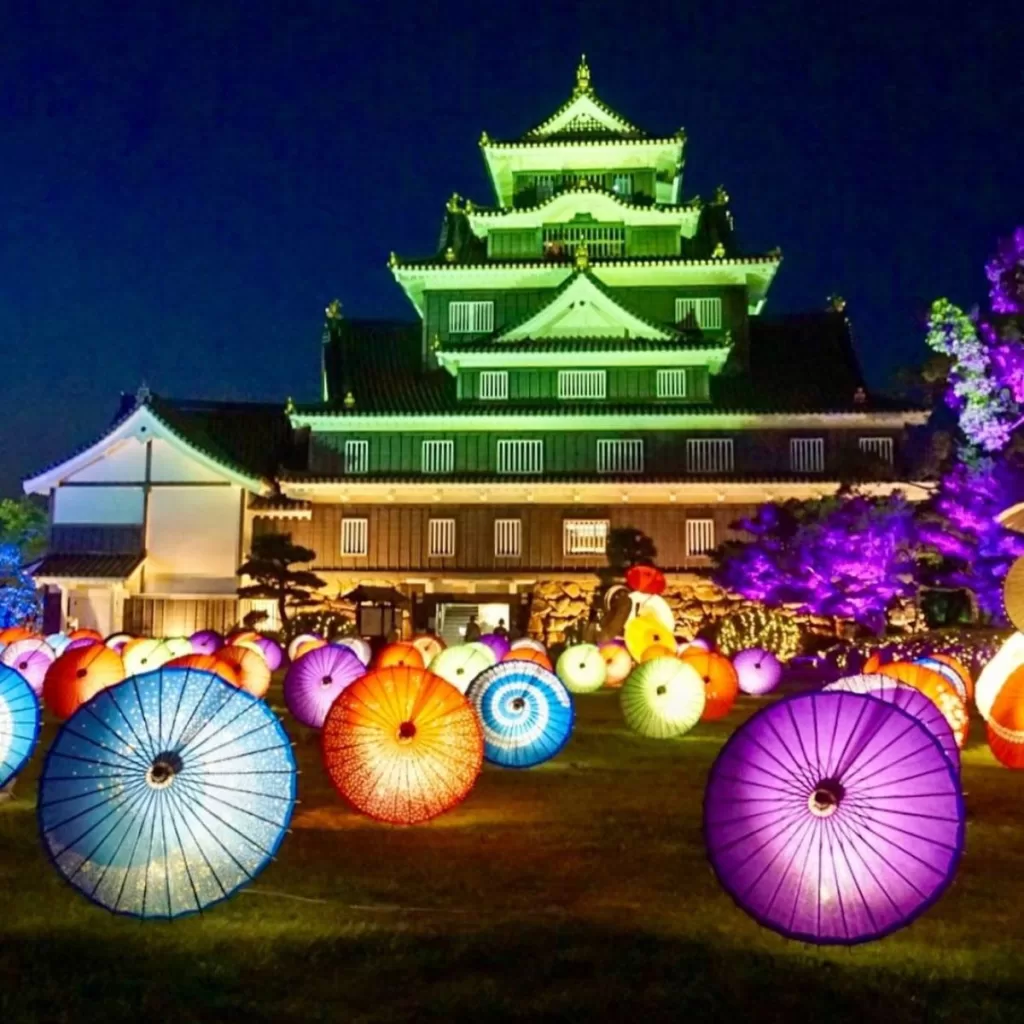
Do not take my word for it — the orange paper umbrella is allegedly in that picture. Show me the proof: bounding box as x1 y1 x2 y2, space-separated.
986 665 1024 769
166 653 240 686
43 644 125 720
879 661 969 748
501 647 552 671
681 650 739 721
375 642 425 670
217 645 271 699
0 626 35 645
928 653 974 701
863 652 883 674
227 629 260 645
599 641 632 688
321 666 483 825
293 637 327 661
287 633 323 661
624 615 674 663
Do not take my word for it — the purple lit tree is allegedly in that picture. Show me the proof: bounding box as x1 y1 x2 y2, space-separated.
715 493 923 634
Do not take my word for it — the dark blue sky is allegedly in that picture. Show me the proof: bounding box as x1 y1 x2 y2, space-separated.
2 0 1021 495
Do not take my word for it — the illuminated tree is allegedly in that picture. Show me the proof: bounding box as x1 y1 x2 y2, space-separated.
715 493 924 634
0 543 40 629
0 498 46 559
237 533 326 638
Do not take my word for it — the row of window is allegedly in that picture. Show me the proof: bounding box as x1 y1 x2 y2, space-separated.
476 369 689 401
448 298 723 335
339 517 718 559
342 436 896 476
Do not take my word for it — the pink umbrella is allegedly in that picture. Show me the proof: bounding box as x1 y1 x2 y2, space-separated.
284 643 366 728
189 630 224 656
255 636 284 671
478 632 511 660
1 638 55 696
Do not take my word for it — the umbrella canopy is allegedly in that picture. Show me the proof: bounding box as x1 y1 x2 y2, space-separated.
217 645 271 699
1 637 56 696
284 643 366 729
69 628 103 643
467 661 574 768
478 633 511 661
625 564 666 595
375 642 425 670
915 657 969 702
322 666 483 824
411 633 445 664
38 666 297 918
599 641 632 688
556 644 607 694
429 644 494 694
987 665 1024 769
878 662 969 749
43 644 126 721
0 665 40 788
681 651 740 721
189 629 223 656
824 675 959 771
46 633 72 656
104 632 134 654
509 637 546 655
253 636 284 672
732 648 783 697
466 641 499 667
927 654 973 701
704 691 964 944
287 633 323 662
501 647 552 672
166 653 239 686
122 638 178 677
337 636 372 667
620 658 706 739
0 626 34 645
624 615 674 663
976 632 1024 722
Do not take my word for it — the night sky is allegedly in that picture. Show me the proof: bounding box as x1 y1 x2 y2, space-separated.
2 0 1021 496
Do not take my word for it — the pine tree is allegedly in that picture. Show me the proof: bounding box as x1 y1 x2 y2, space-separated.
236 534 326 638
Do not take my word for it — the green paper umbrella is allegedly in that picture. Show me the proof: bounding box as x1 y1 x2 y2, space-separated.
621 657 705 738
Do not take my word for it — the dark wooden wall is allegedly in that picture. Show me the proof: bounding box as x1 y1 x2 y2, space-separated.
255 503 758 574
124 597 245 635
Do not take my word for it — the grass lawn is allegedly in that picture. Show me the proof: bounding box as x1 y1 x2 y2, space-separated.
2 680 1024 1023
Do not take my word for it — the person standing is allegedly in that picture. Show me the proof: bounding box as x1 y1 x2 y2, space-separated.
464 613 481 642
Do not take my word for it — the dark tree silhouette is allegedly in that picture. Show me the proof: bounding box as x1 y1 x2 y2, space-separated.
237 533 326 638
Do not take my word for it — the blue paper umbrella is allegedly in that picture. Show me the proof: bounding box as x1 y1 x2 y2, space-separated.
466 661 574 768
0 664 40 788
38 666 297 919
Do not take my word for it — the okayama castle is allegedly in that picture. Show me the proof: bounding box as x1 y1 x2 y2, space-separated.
24 57 926 642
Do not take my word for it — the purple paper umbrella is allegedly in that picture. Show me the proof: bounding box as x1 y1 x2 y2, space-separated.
283 643 366 728
732 648 783 696
255 636 284 671
824 675 959 771
704 691 964 945
190 629 224 656
0 638 55 696
478 632 511 661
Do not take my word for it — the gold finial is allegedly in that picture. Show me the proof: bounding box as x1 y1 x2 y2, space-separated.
574 242 590 270
575 54 592 94
430 332 441 352
675 126 687 141
285 396 295 414
828 293 847 313
387 251 399 268
446 192 462 212
711 242 726 259
325 298 343 321
444 246 456 263
343 391 356 409
769 246 783 259
479 130 490 146
464 198 474 213
713 184 730 206
574 175 589 190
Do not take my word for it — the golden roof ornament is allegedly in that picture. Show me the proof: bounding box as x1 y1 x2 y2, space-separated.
134 382 151 405
325 298 343 321
828 293 847 313
574 242 590 270
712 242 726 259
284 395 295 414
446 192 462 213
575 54 592 94
464 198 474 212
387 251 399 268
444 246 456 263
343 391 356 409
479 130 490 146
713 184 730 206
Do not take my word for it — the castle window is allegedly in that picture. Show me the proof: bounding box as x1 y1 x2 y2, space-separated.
686 519 716 557
675 297 723 330
859 437 894 465
687 438 733 474
790 437 825 474
535 174 556 201
448 301 494 334
421 440 455 474
558 370 607 400
497 439 544 475
563 519 609 556
656 369 688 399
597 439 644 474
428 518 456 557
494 518 522 557
612 173 634 197
340 518 368 557
343 440 369 474
479 371 509 400
542 224 625 259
